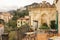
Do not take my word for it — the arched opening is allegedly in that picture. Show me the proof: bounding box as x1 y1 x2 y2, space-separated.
40 13 50 29
50 20 56 29
41 13 48 25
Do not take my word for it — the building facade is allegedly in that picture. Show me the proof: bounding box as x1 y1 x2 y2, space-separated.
28 1 56 29
0 12 13 23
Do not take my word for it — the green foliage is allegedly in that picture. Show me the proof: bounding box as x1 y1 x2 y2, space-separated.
7 20 17 28
17 10 29 17
12 9 29 20
39 23 50 29
7 8 29 30
12 16 19 20
40 26 49 29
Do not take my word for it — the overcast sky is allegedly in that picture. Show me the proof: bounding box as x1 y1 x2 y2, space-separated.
0 0 54 12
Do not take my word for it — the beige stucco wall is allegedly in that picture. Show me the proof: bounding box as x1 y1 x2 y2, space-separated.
29 8 56 29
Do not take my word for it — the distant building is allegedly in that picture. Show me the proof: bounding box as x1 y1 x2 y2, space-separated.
0 12 13 23
28 1 56 29
17 16 29 28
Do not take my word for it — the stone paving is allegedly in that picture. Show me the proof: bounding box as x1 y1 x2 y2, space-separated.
22 33 49 40
36 33 48 40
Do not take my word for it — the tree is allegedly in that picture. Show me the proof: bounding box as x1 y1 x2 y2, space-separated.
12 9 29 20
17 10 29 17
7 20 17 28
7 8 29 30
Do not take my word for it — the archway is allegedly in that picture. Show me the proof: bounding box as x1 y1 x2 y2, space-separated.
41 13 47 24
40 12 51 29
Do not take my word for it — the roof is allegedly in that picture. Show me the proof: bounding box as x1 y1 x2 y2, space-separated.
28 1 56 8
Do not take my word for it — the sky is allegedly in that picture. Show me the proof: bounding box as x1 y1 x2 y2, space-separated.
0 0 54 12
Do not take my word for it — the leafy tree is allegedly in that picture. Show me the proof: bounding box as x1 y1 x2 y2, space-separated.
12 16 19 20
12 9 29 21
7 8 29 30
17 10 29 17
7 20 17 28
